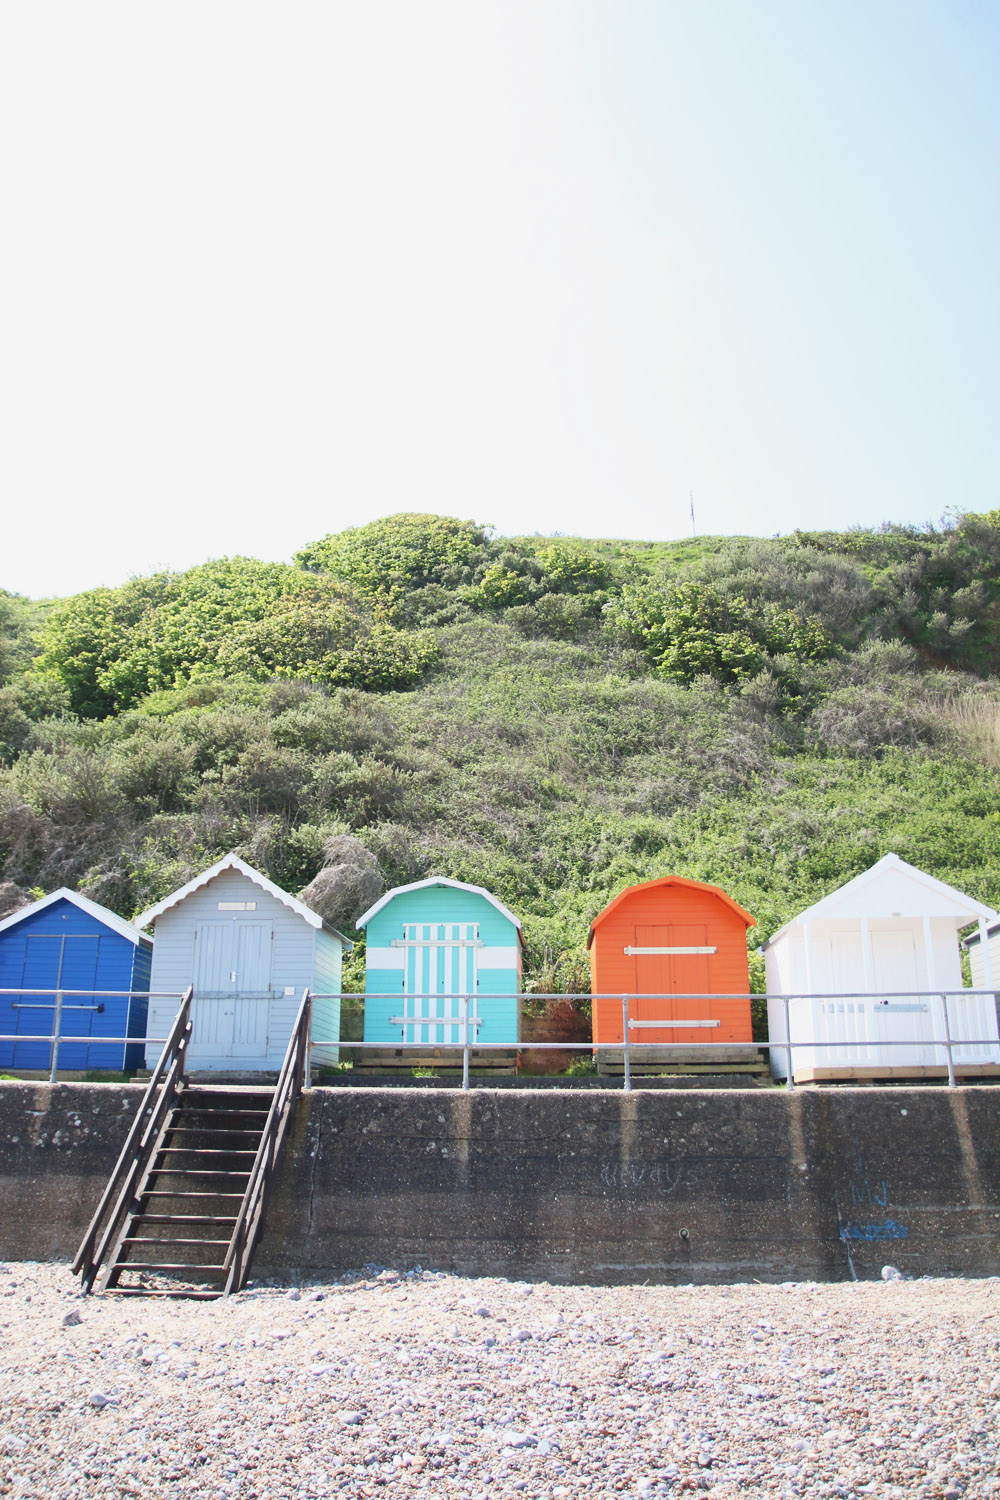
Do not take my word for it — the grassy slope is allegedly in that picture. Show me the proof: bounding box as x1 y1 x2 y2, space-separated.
2 520 999 1001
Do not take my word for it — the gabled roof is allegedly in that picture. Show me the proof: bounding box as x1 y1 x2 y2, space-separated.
356 877 524 945
133 852 350 945
587 875 755 949
0 887 152 947
761 853 997 951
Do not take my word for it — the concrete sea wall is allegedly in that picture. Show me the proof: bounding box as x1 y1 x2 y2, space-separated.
1 1081 998 1284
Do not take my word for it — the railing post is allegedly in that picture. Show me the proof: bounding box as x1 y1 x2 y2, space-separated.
622 994 632 1092
48 990 63 1085
461 996 470 1091
783 995 795 1090
301 991 312 1093
940 992 957 1087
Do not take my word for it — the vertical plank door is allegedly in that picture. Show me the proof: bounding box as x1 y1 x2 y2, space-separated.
631 925 713 1043
192 922 273 1058
402 924 478 1044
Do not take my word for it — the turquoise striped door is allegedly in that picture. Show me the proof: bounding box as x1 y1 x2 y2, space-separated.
401 924 479 1043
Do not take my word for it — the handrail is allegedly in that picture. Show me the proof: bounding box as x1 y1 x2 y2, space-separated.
222 988 313 1295
72 986 193 1292
309 986 1000 1091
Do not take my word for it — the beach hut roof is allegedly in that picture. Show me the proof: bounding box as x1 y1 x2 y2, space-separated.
761 853 997 952
587 874 755 949
356 877 524 944
133 851 351 944
0 887 151 947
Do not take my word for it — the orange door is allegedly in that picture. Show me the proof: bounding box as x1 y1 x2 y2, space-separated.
630 924 715 1043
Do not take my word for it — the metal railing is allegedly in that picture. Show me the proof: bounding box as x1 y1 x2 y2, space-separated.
72 986 194 1293
0 987 185 1083
222 988 313 1294
310 988 1000 1091
8 984 997 1096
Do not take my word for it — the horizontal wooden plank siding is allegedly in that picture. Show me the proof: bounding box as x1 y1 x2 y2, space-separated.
144 867 335 1070
311 928 343 1065
590 878 754 1046
364 883 521 1046
0 896 151 1071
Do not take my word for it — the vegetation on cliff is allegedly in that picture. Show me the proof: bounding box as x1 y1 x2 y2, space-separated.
2 511 999 995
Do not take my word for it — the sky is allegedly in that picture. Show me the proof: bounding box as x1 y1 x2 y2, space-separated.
1 0 997 599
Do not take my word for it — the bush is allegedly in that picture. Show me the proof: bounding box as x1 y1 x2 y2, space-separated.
33 559 438 717
295 514 490 598
605 578 833 685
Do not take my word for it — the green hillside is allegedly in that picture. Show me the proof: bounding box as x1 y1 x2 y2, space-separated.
2 511 1000 1000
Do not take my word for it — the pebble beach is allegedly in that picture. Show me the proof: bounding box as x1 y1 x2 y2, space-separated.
1 1263 998 1500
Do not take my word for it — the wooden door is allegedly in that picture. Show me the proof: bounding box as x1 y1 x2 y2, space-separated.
870 927 932 1061
231 923 273 1058
629 924 715 1044
192 922 272 1058
402 924 479 1044
11 935 100 1068
822 929 871 1062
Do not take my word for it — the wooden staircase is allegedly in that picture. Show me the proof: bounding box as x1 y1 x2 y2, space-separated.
98 1086 272 1296
74 988 313 1299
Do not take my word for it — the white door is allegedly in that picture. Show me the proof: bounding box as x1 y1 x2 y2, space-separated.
400 924 479 1044
192 921 273 1060
817 929 872 1065
869 928 933 1064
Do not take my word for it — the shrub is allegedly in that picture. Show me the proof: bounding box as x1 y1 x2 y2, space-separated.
605 579 833 685
295 514 489 598
33 559 438 717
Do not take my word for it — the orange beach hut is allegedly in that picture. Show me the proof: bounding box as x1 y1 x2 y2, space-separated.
588 876 756 1045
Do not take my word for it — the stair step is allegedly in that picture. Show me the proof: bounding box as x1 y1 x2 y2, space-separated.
148 1169 251 1179
173 1116 269 1125
121 1237 232 1247
113 1262 227 1274
106 1288 223 1299
142 1191 245 1200
153 1152 257 1164
139 1214 238 1225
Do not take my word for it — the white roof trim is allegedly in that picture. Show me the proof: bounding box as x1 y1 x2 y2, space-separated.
356 877 524 941
133 852 346 941
0 887 152 946
761 853 997 951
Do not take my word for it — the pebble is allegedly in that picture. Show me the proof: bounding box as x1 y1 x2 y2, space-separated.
0 1264 996 1498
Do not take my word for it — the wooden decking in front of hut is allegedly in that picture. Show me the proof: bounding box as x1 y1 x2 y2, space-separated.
339 1045 518 1077
595 1044 768 1079
788 1062 1000 1084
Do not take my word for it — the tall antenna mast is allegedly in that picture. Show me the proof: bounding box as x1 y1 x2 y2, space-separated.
689 490 696 537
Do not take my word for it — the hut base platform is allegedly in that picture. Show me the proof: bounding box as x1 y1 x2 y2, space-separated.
596 1045 768 1078
785 1063 1000 1084
340 1047 518 1077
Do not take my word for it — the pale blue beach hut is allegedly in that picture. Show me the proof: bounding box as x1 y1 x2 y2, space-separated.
357 878 523 1047
137 853 350 1071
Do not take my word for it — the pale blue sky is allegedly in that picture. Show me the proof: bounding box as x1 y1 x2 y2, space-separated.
1 0 997 598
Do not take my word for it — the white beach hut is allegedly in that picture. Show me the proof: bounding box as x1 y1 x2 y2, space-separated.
965 920 1000 997
136 853 350 1072
762 853 1000 1082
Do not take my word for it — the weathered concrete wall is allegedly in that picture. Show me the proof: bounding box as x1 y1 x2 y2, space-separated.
2 1081 999 1283
0 1082 144 1261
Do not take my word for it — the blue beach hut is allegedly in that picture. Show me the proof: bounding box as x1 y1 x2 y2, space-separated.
0 889 152 1071
357 878 523 1047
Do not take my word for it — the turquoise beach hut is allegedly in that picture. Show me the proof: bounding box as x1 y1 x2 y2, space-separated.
357 878 523 1047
